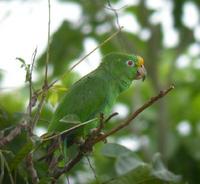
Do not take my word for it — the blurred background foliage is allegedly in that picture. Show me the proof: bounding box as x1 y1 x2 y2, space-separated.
0 0 200 183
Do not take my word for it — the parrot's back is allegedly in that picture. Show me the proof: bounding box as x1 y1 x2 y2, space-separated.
48 67 118 136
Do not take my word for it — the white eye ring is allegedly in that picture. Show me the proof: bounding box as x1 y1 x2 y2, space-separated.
126 60 134 67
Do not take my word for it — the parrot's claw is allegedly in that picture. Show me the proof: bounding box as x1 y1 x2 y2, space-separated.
74 137 85 145
99 132 107 143
90 128 98 135
90 129 107 143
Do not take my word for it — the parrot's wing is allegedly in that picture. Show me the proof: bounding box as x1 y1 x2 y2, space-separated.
48 74 112 133
45 74 112 162
65 75 111 121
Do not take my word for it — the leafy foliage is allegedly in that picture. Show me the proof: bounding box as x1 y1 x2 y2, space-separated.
92 144 181 184
1 0 200 183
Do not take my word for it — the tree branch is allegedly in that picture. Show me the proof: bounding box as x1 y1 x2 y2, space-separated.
27 47 37 134
0 122 26 147
52 85 175 180
28 47 37 117
26 152 39 184
44 0 51 87
25 45 39 184
107 0 121 29
95 85 174 143
29 0 51 131
0 23 123 149
25 1 51 182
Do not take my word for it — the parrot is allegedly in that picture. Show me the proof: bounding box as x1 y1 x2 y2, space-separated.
11 52 146 166
47 52 146 145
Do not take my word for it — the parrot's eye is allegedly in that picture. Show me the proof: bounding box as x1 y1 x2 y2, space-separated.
126 60 134 67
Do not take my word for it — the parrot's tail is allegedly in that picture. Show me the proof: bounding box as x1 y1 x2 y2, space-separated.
38 118 97 163
37 137 59 162
38 132 73 163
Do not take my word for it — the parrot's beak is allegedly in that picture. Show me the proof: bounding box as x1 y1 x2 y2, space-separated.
136 64 147 81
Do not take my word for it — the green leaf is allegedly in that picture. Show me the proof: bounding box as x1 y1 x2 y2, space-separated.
0 152 5 184
101 143 132 158
38 177 52 184
47 84 68 107
10 140 34 171
93 144 118 181
106 163 181 184
51 84 68 92
48 92 58 107
115 153 144 175
152 153 181 183
106 164 156 184
25 64 30 82
16 57 31 82
99 148 181 184
16 57 26 68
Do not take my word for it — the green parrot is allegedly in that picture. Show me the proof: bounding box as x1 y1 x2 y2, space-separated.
47 53 146 144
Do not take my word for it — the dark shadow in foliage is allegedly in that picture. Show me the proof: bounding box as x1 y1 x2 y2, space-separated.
168 144 200 184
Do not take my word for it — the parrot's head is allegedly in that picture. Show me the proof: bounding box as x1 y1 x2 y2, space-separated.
101 53 147 82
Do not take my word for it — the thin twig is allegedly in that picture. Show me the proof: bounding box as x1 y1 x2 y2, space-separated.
41 118 98 142
44 0 51 86
66 176 70 184
1 48 38 147
25 1 51 183
105 5 127 11
28 47 37 116
26 152 39 184
0 151 15 184
25 30 39 184
31 93 47 131
52 85 174 179
30 47 37 78
94 85 175 143
30 0 51 130
106 0 135 53
104 112 118 123
86 156 100 184
107 0 121 29
28 47 37 133
47 26 124 88
0 122 26 147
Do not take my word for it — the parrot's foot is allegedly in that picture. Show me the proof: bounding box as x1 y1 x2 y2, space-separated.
74 137 85 145
80 143 93 155
90 128 98 135
90 128 104 136
98 132 107 143
90 128 107 143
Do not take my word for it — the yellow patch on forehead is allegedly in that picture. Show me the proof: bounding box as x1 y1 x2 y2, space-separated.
136 56 144 67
